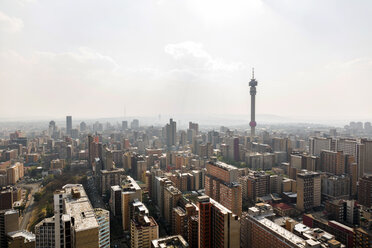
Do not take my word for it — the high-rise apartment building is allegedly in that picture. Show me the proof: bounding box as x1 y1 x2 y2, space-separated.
321 174 350 200
359 139 372 176
172 207 187 238
320 150 346 175
6 162 24 185
204 161 242 216
296 170 321 211
272 137 291 153
66 116 72 136
163 186 181 228
188 215 198 248
309 137 331 156
219 182 242 216
94 208 110 248
0 186 19 211
88 135 99 170
205 161 239 184
153 177 173 216
197 196 240 248
122 176 142 232
130 201 158 248
224 137 240 162
100 168 125 196
35 217 55 248
336 139 358 158
0 209 19 248
53 184 100 248
240 171 270 202
359 176 372 207
109 185 122 217
241 203 306 248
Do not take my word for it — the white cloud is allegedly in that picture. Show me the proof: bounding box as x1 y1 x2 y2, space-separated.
164 41 245 72
0 11 23 33
34 47 119 75
325 58 372 70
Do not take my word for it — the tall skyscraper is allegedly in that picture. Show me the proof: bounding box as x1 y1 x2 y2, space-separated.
66 116 72 136
166 118 177 147
131 119 140 129
122 121 128 130
79 121 87 132
249 69 258 139
48 120 56 136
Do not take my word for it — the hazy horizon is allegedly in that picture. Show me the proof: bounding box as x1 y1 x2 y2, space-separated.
0 113 368 129
1 0 372 120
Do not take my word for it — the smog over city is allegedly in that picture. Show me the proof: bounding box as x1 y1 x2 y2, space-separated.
0 1 372 248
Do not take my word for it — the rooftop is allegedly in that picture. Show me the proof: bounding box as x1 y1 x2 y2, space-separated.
258 218 305 247
122 175 141 191
297 170 320 177
111 185 121 191
8 230 35 242
152 235 189 248
210 198 233 215
209 161 238 171
62 184 99 232
35 216 55 227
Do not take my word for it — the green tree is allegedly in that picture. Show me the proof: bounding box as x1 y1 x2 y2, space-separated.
34 192 42 202
46 204 54 217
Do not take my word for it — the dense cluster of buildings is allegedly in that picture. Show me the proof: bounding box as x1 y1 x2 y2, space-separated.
0 106 372 248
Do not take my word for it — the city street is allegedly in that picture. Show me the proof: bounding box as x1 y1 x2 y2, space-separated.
19 182 41 230
85 175 105 209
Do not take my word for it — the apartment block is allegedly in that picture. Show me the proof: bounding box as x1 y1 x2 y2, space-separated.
296 170 321 211
130 201 159 248
197 196 240 248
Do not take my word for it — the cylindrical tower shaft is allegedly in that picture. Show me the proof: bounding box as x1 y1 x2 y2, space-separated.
249 69 258 141
250 93 255 137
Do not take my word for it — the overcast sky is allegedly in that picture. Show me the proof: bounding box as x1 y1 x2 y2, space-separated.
0 0 371 122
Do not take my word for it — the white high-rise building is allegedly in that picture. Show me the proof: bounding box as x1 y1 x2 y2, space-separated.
309 137 331 156
94 208 110 248
53 184 100 248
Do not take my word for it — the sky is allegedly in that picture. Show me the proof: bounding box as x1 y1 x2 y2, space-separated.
0 0 372 122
